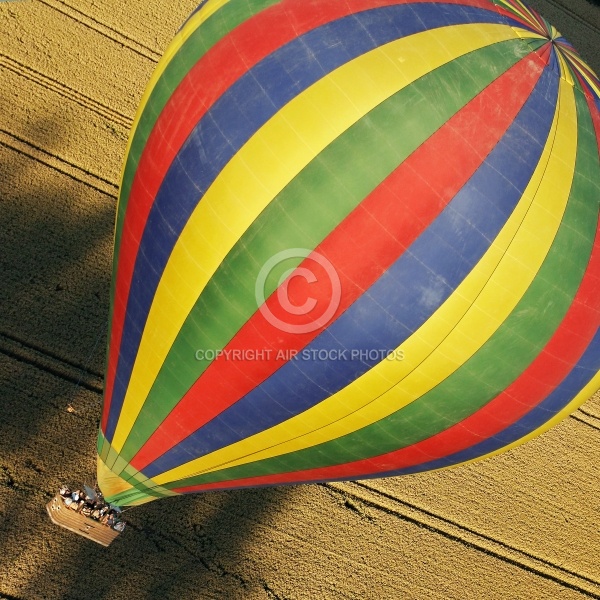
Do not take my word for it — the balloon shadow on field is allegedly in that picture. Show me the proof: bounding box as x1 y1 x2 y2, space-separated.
19 486 299 600
0 112 113 435
0 114 300 600
0 112 117 596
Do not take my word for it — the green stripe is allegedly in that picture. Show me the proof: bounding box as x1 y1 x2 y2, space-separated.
166 85 600 490
119 39 538 467
104 483 166 506
97 430 107 459
491 0 531 22
105 0 280 372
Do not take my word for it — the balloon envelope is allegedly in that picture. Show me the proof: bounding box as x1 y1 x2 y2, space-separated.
98 0 600 506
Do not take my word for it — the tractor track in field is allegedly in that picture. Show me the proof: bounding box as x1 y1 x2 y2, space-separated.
0 53 132 130
0 127 118 198
572 411 600 431
579 406 600 420
543 0 600 35
337 481 600 598
0 330 104 394
36 0 162 63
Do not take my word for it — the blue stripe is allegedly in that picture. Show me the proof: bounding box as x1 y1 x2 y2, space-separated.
142 58 559 478
106 3 523 441
548 43 560 78
185 326 600 492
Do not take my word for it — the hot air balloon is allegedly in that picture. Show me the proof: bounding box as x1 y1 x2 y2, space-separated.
93 0 600 509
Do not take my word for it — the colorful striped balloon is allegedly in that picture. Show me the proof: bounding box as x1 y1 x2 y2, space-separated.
97 0 600 506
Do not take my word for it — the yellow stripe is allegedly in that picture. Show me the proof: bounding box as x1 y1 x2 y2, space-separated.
557 50 575 87
455 369 600 468
106 0 231 458
561 48 600 98
116 0 230 217
97 456 136 499
511 29 545 45
97 456 179 505
110 23 532 455
151 75 578 486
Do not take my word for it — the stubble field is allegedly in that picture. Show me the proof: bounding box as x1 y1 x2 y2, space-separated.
1 1 599 598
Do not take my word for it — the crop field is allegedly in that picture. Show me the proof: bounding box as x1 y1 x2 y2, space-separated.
0 1 599 598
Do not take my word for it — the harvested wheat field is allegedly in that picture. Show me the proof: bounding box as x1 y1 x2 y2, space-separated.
1 0 600 598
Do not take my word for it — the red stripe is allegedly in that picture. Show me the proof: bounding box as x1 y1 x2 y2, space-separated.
174 213 600 494
103 0 453 430
131 47 548 471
